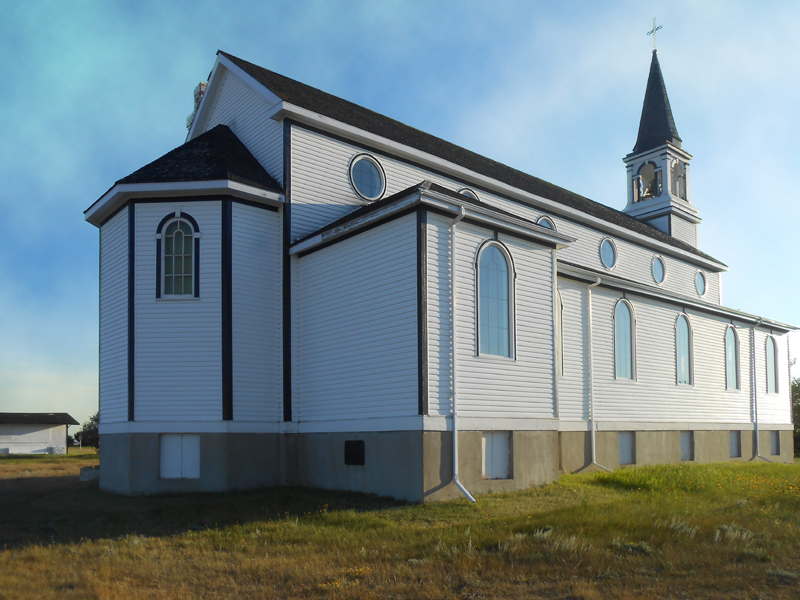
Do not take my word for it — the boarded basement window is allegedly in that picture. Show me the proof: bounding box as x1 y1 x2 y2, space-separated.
344 440 365 466
618 432 636 465
482 431 511 480
680 431 694 461
160 434 200 479
730 431 742 458
770 431 780 456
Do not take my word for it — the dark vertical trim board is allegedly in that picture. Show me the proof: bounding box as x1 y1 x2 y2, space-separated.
221 199 233 421
127 203 135 421
282 120 293 422
417 208 429 416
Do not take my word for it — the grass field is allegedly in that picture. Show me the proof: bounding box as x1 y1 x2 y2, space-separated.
0 453 798 599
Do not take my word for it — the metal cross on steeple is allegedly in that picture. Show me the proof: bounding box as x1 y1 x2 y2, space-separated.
647 17 663 50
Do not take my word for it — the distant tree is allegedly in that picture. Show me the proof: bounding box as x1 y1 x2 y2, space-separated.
793 377 799 454
74 412 99 449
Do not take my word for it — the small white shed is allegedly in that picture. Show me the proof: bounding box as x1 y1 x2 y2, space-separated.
0 413 79 455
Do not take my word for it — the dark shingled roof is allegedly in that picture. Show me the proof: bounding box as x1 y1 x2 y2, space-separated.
219 51 722 266
118 124 282 193
633 50 682 154
0 413 79 426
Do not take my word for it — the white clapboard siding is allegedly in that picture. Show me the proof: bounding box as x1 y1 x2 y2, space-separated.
646 215 669 235
231 203 283 422
753 331 792 424
134 201 222 421
556 278 590 421
426 215 555 419
201 69 284 185
0 424 67 454
295 214 418 420
589 286 756 423
671 216 698 247
99 209 129 424
288 125 720 304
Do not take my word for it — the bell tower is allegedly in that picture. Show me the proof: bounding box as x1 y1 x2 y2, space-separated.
623 50 700 247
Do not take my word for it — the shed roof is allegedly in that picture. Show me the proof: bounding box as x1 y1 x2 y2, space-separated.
219 51 722 266
0 413 80 426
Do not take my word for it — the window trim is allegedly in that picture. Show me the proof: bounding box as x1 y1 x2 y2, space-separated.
555 289 564 377
474 239 517 360
765 335 779 394
156 212 200 299
599 237 618 271
348 153 386 201
458 187 479 201
724 325 741 391
695 269 707 297
651 255 667 286
612 298 637 381
675 313 694 386
536 215 557 231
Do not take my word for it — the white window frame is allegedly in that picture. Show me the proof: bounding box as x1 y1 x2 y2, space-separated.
474 240 516 360
457 187 479 201
724 325 740 391
599 237 618 271
159 217 198 299
555 289 564 377
675 313 694 386
536 215 557 231
695 269 707 297
651 255 667 286
348 153 386 201
612 298 637 381
765 335 779 394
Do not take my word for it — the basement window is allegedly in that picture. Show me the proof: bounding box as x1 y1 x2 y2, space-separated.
680 431 695 461
618 431 636 465
482 432 512 480
730 431 742 458
770 431 780 456
344 440 365 466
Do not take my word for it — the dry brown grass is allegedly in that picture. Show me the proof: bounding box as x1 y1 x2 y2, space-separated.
0 454 798 599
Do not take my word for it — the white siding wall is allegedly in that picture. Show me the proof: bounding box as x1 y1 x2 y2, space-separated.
134 201 222 421
231 203 282 422
557 278 589 421
646 215 669 235
426 215 555 419
200 69 284 185
99 209 129 424
753 331 792 424
0 424 68 454
671 215 698 247
288 125 720 304
295 214 418 421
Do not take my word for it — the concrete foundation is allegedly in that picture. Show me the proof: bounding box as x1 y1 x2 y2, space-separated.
100 425 794 498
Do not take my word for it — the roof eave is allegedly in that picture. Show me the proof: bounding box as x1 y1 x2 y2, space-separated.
85 180 285 227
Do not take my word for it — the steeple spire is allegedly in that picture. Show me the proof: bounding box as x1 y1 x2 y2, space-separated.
633 50 681 154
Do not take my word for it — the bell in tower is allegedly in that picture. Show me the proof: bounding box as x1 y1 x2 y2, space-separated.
623 49 700 247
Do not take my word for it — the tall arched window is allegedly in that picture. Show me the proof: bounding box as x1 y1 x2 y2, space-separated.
157 213 199 298
725 326 740 390
676 314 693 385
766 336 779 394
614 300 634 380
555 289 564 376
477 243 513 357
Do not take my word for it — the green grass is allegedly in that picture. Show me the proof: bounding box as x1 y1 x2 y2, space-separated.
1 455 799 599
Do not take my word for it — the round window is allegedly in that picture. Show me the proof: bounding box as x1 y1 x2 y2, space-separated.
652 256 666 284
537 216 556 230
600 238 617 270
349 155 385 200
695 270 707 296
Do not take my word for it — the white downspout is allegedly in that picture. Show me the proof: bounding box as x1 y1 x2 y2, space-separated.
586 277 611 472
750 319 772 462
449 206 475 503
552 250 560 419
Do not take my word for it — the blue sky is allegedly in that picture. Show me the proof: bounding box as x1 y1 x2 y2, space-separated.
1 1 799 427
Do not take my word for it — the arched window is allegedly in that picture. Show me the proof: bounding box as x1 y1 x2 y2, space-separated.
477 243 513 358
156 213 199 298
614 300 635 380
676 314 693 385
766 336 779 394
725 326 740 390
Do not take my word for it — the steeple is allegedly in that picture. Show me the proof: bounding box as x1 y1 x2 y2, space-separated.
633 50 682 154
623 50 700 248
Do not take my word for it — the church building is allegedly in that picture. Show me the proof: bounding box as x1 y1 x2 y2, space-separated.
85 50 795 501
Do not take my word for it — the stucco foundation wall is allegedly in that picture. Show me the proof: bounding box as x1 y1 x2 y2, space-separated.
423 430 559 502
294 431 424 502
99 433 280 494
